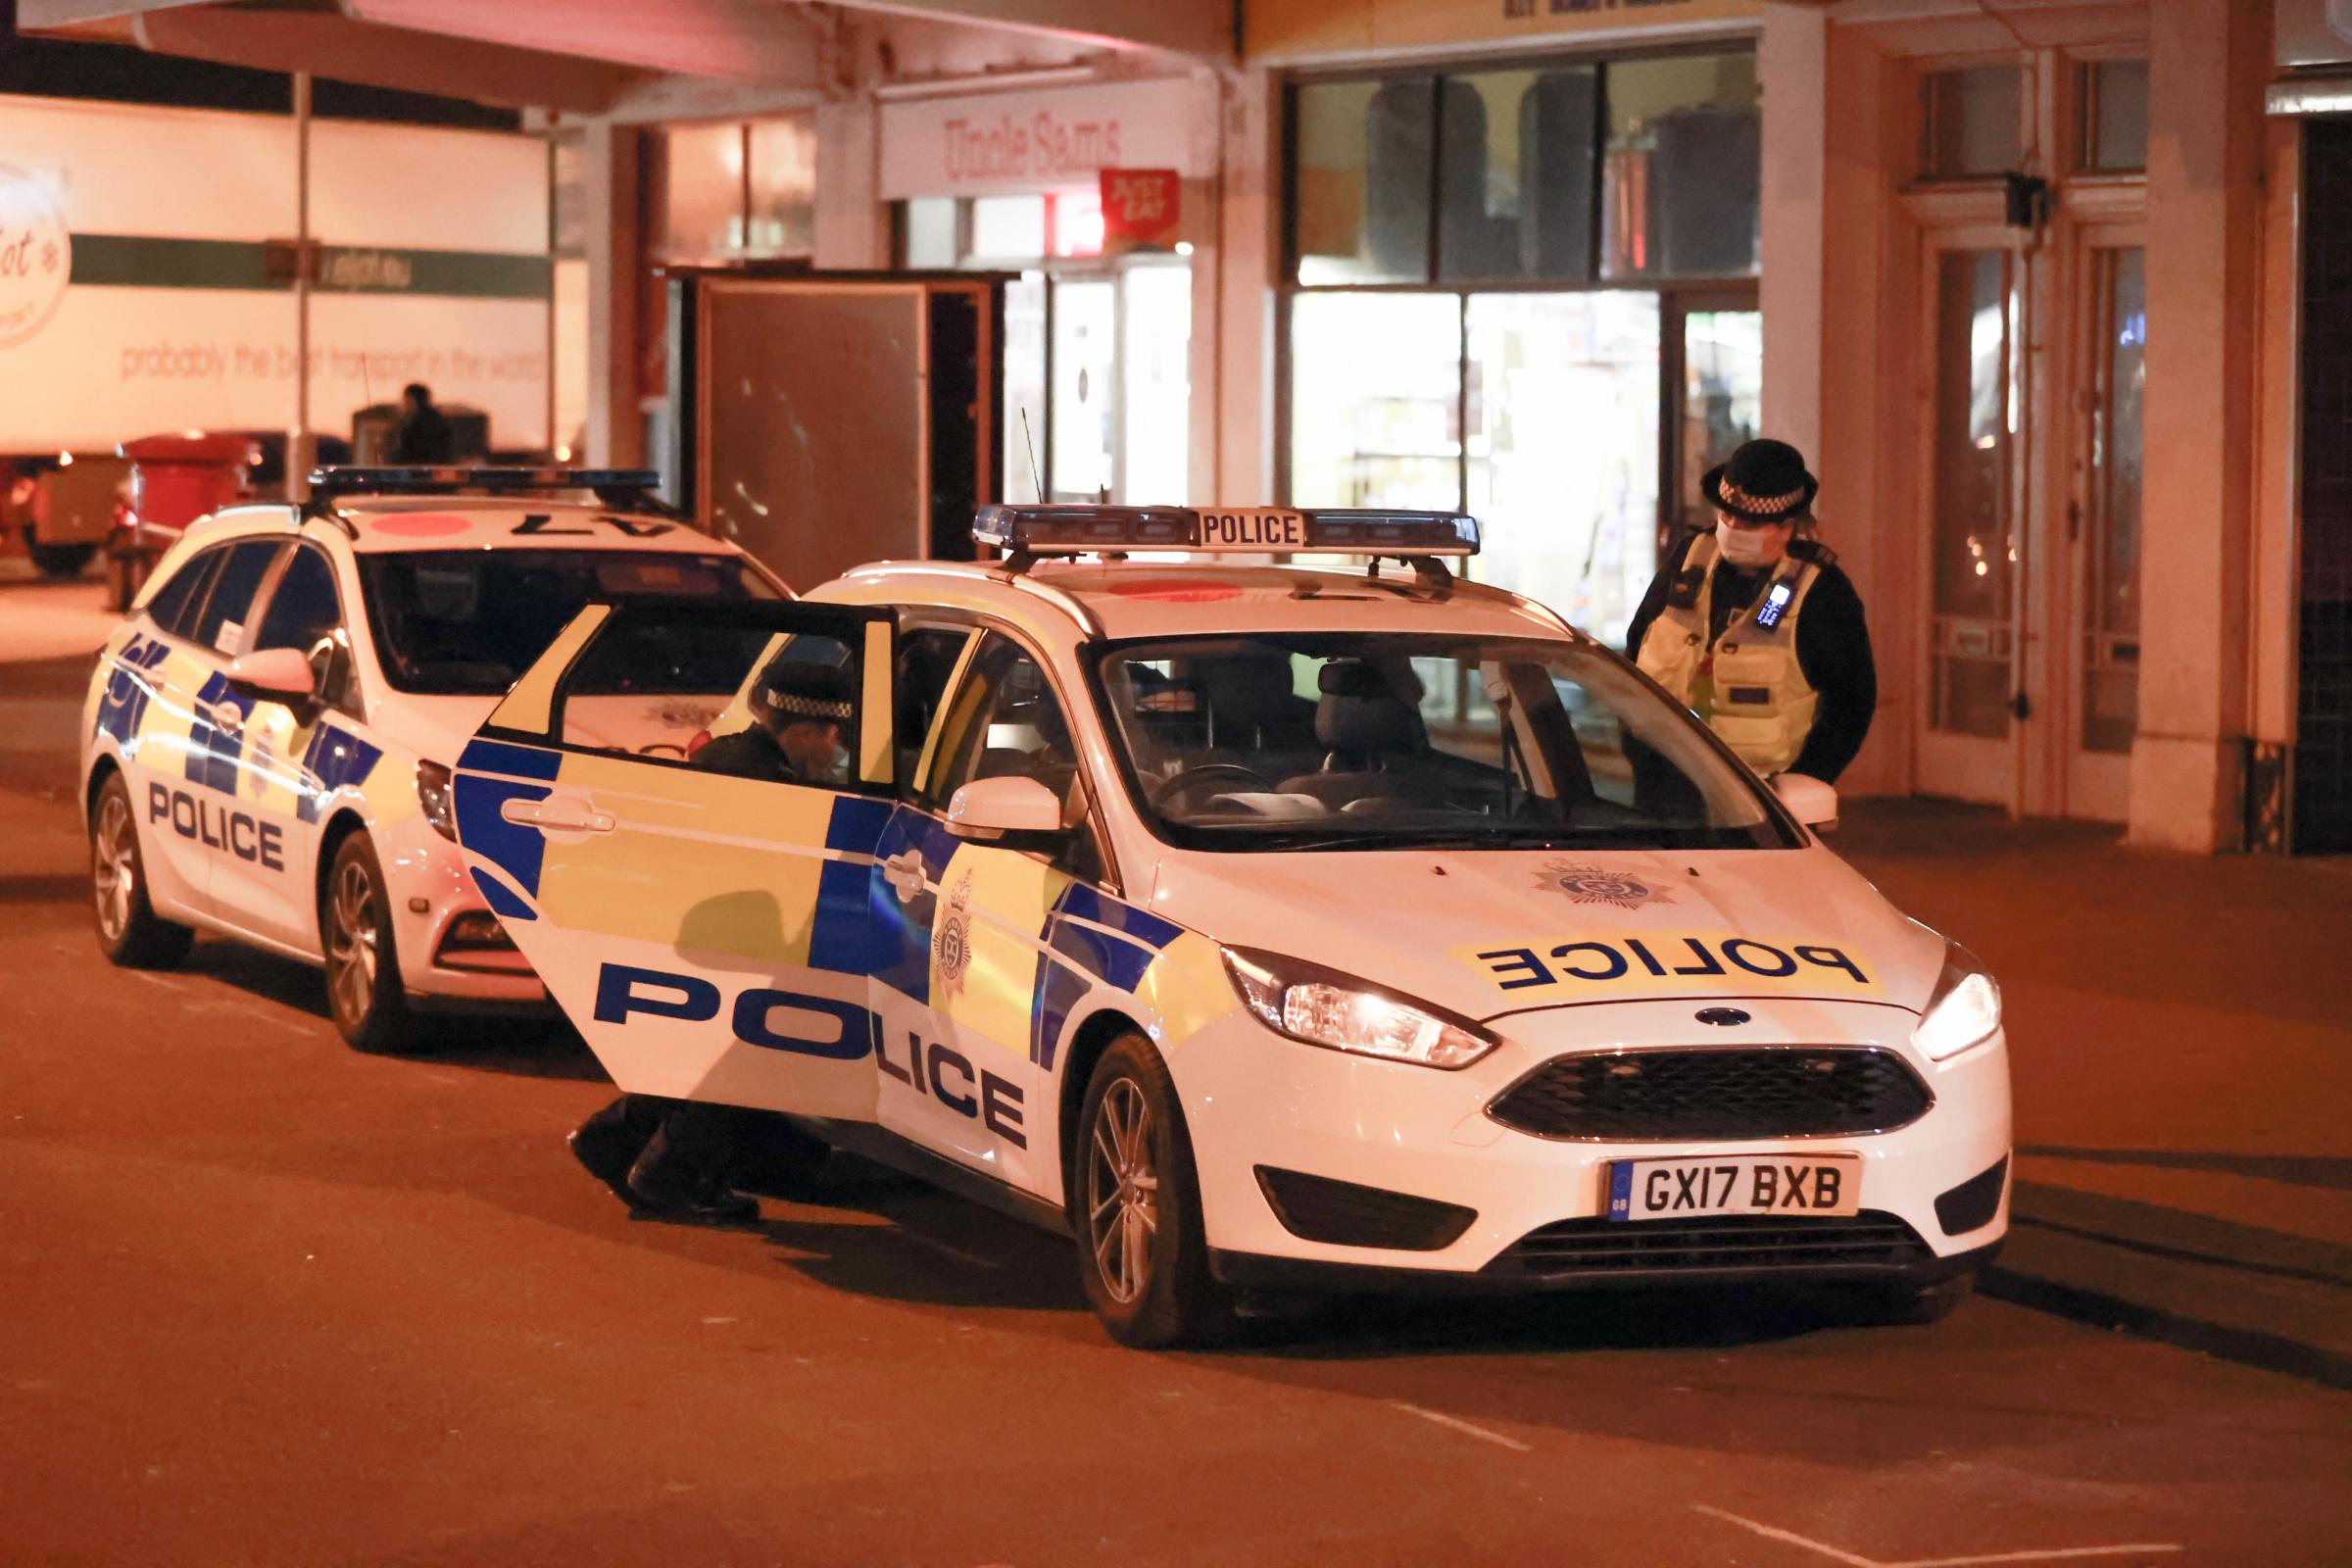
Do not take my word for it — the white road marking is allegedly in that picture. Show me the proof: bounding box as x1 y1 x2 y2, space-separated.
1692 1507 1878 1567
887 1227 1002 1269
1691 1506 2184 1568
1388 1400 1534 1453
1903 1549 2185 1567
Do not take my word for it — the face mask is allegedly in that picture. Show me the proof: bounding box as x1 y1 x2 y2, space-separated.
1716 520 1788 568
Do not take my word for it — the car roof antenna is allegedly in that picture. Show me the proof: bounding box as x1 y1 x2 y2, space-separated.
1019 408 1044 505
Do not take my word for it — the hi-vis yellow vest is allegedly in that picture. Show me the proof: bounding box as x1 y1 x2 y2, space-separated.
1635 534 1824 775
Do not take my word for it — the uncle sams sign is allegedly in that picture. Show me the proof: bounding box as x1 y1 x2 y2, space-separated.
0 165 71 350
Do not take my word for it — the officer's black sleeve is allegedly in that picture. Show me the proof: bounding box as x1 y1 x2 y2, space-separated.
1788 564 1877 782
1621 530 1694 659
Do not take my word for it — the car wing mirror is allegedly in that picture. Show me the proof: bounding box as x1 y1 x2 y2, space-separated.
1773 772 1839 831
946 774 1066 840
224 646 318 703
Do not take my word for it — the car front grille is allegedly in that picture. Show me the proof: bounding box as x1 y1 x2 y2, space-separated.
1488 1211 1931 1279
1487 1047 1933 1142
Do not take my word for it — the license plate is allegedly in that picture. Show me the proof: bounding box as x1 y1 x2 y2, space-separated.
1606 1153 1861 1222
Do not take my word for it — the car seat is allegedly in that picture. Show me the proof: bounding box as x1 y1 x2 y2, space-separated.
1277 660 1424 808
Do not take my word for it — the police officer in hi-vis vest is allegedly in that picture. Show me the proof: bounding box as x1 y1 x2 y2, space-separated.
1627 438 1877 783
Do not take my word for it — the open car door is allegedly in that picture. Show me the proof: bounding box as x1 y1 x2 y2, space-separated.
453 598 897 1122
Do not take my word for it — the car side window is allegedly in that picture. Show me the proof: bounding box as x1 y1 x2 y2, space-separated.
145 548 226 640
251 544 360 710
924 632 1102 883
189 540 285 657
252 545 341 654
894 626 974 788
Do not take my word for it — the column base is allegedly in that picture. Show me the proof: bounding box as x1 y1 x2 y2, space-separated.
2127 735 2247 854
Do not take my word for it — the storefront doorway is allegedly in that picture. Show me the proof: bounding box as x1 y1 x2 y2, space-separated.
1906 57 2146 820
909 194 1193 508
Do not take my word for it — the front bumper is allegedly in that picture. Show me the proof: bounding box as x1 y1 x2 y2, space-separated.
372 814 549 1006
1169 997 2011 1291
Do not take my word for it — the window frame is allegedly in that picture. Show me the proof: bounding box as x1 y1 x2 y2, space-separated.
907 616 1123 894
476 596 903 799
186 538 291 660
245 538 364 715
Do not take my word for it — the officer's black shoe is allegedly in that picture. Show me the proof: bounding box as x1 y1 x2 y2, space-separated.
623 1171 760 1227
567 1128 644 1208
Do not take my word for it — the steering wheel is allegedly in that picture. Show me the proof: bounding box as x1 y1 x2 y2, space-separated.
1152 762 1274 809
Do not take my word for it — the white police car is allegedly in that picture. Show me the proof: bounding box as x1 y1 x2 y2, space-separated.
452 505 2010 1347
78 466 788 1052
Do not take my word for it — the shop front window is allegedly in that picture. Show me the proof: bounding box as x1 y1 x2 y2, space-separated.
1288 292 1463 514
1921 66 2022 180
1282 50 1757 639
1467 292 1659 643
1294 78 1433 285
1680 308 1762 520
654 115 818 265
1601 54 1760 280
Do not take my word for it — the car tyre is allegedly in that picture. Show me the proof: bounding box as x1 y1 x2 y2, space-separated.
90 772 193 969
322 832 420 1054
1073 1033 1237 1349
27 540 97 578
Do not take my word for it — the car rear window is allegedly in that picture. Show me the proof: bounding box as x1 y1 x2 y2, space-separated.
356 548 781 695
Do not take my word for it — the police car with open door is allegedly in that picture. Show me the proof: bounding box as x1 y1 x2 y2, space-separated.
453 506 2010 1348
79 466 788 1053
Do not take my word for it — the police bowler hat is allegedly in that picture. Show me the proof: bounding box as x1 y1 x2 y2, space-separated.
1702 438 1819 524
756 658 855 726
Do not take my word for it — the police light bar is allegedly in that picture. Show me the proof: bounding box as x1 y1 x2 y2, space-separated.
307 466 663 498
974 504 1480 559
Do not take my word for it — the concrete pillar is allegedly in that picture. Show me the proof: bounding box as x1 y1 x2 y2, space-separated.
1758 3 1827 462
813 97 889 270
1210 66 1279 506
2130 0 2270 851
582 122 642 467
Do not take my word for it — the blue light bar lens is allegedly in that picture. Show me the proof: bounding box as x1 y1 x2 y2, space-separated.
308 466 662 496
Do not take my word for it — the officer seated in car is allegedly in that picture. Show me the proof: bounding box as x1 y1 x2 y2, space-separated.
566 656 853 1225
693 657 855 786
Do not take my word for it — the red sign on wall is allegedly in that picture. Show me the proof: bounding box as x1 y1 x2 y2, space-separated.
1099 169 1181 254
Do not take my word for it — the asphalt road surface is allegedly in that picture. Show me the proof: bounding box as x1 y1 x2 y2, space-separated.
4 568 2347 1567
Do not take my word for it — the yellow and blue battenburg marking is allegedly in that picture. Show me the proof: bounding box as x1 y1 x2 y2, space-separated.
452 738 562 921
452 735 1234 1070
95 631 382 822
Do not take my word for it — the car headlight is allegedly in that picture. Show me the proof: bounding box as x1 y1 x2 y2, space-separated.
1912 941 2000 1061
1221 947 1496 1070
416 760 458 843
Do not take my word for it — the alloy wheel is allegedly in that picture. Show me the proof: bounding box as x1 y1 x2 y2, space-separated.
1086 1078 1159 1305
92 794 135 943
327 858 379 1023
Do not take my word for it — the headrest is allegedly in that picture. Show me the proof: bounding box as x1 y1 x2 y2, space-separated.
1198 656 1296 728
1315 664 1419 754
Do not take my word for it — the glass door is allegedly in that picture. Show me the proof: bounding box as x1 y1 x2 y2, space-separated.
2064 237 2144 820
1915 231 2030 806
1049 276 1116 503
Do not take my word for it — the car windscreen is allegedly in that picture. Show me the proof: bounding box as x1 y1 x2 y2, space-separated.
357 549 781 696
1089 632 1796 853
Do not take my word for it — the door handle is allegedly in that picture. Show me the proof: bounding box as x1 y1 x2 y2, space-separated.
882 850 926 904
502 796 614 834
201 700 245 733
